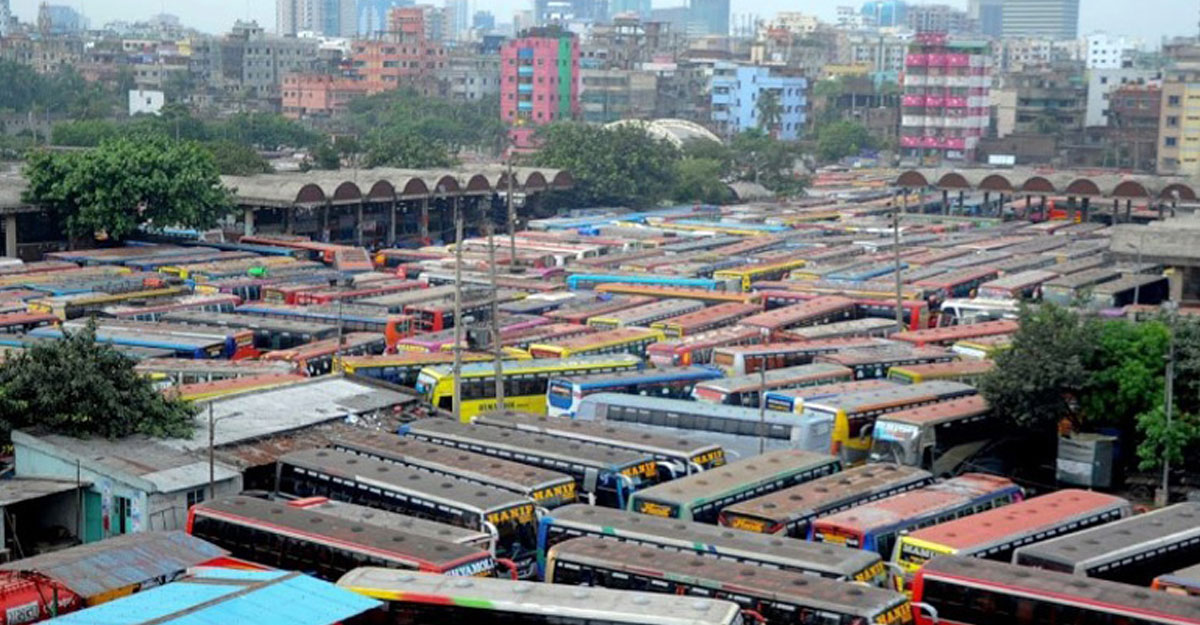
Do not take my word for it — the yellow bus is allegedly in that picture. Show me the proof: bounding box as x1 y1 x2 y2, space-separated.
415 354 643 420
714 258 807 291
29 287 188 320
527 327 664 358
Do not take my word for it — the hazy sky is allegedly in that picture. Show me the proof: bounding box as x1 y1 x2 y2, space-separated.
10 0 1199 44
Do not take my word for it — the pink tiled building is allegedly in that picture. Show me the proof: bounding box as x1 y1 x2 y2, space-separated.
901 32 993 162
281 74 369 119
500 28 580 149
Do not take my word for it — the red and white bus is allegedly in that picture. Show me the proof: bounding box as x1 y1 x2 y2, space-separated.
889 319 1019 347
650 302 760 337
261 332 388 375
911 267 1001 306
692 362 853 407
738 295 857 336
646 326 761 367
712 336 892 376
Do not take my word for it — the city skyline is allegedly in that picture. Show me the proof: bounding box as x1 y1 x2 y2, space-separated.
7 0 1198 42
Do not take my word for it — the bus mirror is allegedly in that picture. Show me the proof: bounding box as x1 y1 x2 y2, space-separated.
583 468 599 494
913 602 939 624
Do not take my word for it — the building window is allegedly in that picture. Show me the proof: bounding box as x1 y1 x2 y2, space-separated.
1169 116 1180 127
113 495 132 534
1169 95 1181 107
186 488 205 509
1166 136 1178 147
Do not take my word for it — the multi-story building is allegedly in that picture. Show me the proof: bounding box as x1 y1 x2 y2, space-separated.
1085 68 1161 127
277 0 357 37
840 31 910 78
534 0 607 25
281 73 370 118
1002 0 1080 41
351 39 447 94
580 67 656 122
995 36 1081 72
967 0 1002 38
434 50 502 102
473 11 496 32
992 62 1086 140
860 1 907 29
388 5 435 41
358 0 408 37
900 33 992 162
500 28 580 147
1158 62 1200 176
690 0 730 37
0 0 11 38
190 21 323 108
444 0 469 42
835 6 865 30
38 4 85 35
906 4 974 35
1104 84 1160 171
1085 33 1139 70
710 62 807 140
610 0 651 20
764 12 821 36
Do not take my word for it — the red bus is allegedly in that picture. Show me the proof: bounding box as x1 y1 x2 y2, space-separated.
738 295 856 336
502 323 596 350
890 319 1019 347
646 326 761 367
239 235 362 265
405 289 526 333
713 336 892 376
0 311 57 334
293 280 425 305
261 332 388 376
592 284 761 305
262 282 325 304
692 362 852 406
911 267 1001 305
543 295 655 325
911 556 1200 625
649 302 760 337
101 294 243 322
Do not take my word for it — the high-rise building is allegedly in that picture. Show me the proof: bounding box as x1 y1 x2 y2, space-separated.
0 0 10 37
710 62 807 140
610 0 651 20
276 0 356 37
1158 62 1200 176
359 0 413 37
38 4 86 35
500 27 579 148
1001 0 1080 40
860 1 906 29
689 0 729 36
900 33 992 162
444 0 469 41
967 0 1002 38
906 4 974 35
472 10 495 31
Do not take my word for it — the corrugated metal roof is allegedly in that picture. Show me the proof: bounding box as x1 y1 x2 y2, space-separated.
45 569 381 625
0 531 226 600
0 477 89 507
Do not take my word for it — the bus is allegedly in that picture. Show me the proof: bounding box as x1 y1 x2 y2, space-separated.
951 335 1012 360
337 568 743 625
546 538 917 625
235 303 414 348
404 289 528 333
99 294 243 321
889 320 1019 348
910 556 1200 625
0 311 56 334
1089 274 1170 309
261 332 388 376
893 490 1132 579
911 267 1000 306
536 504 887 586
415 355 643 418
29 324 229 360
66 318 258 360
1012 502 1200 585
714 258 809 291
627 449 841 523
566 274 735 292
546 366 723 417
293 280 425 306
135 358 298 385
692 362 853 407
1155 564 1200 597
867 395 996 474
815 346 958 380
474 411 725 476
976 269 1059 301
856 298 934 332
544 296 655 325
936 298 1021 326
646 326 761 368
717 464 934 538
400 418 660 509
1041 267 1122 307
28 287 189 320
592 284 762 306
331 429 578 509
342 352 504 387
738 296 858 336
887 360 995 385
276 448 537 578
259 496 495 552
587 299 705 330
161 311 337 351
527 328 665 359
186 496 499 581
650 302 760 338
809 473 1023 557
781 318 897 341
712 337 892 376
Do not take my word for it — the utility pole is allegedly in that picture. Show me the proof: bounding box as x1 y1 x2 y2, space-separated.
486 217 505 409
758 328 769 455
452 198 464 424
208 402 215 501
1159 301 1179 507
506 154 517 273
894 190 907 331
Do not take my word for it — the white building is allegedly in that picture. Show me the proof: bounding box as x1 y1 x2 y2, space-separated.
128 89 165 116
1084 67 1162 127
1085 32 1139 70
765 11 821 36
835 6 864 30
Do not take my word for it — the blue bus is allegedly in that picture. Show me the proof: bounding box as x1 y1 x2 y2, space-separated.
827 263 909 284
30 326 226 359
566 274 737 292
546 366 724 418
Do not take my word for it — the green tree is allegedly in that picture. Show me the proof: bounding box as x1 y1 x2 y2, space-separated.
815 121 874 163
730 129 804 196
0 321 195 441
215 112 319 150
1135 406 1200 472
672 158 733 205
204 140 273 175
362 130 456 169
23 136 235 241
755 89 784 138
307 141 342 170
343 88 505 156
52 120 122 147
681 138 733 177
1079 320 1170 430
532 122 679 208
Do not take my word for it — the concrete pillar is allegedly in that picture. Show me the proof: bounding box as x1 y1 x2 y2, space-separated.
243 208 255 237
1024 195 1032 221
1169 268 1185 302
321 204 329 242
356 201 364 247
1158 203 1165 220
4 215 16 259
957 190 965 215
284 207 293 235
942 189 949 215
984 191 991 216
1040 195 1048 221
1081 197 1090 223
420 198 430 245
1126 200 1132 222
1113 199 1120 226
387 199 397 247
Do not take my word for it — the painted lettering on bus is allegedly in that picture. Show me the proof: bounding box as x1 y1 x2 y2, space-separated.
875 602 913 625
855 561 887 584
532 482 576 504
899 542 947 566
446 557 496 577
691 449 726 468
621 462 658 480
726 516 768 533
636 501 676 518
486 504 536 526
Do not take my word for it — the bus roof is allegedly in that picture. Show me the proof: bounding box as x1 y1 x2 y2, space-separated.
190 496 486 567
715 336 892 357
697 363 851 394
162 311 335 334
342 351 494 368
544 504 880 577
906 489 1130 551
767 379 898 400
474 411 723 461
531 328 660 350
1013 502 1200 571
134 358 297 375
287 498 491 545
278 448 532 515
804 381 976 414
1159 563 1200 589
550 366 721 389
723 463 932 524
887 360 995 381
816 345 955 367
337 568 742 625
814 474 1016 532
873 395 989 427
739 296 856 331
580 392 817 426
783 318 896 340
402 418 654 472
890 320 1019 346
331 430 574 493
549 538 906 617
420 354 641 378
1090 273 1167 295
631 450 838 507
594 298 704 323
920 556 1200 623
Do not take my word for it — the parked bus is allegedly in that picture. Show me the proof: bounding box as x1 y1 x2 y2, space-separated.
528 327 665 359
867 395 996 474
566 274 735 292
1089 273 1170 309
1013 502 1200 585
712 337 892 376
627 450 840 523
976 269 1059 301
415 355 643 418
342 352 500 387
911 556 1200 625
544 296 655 325
1041 267 1122 307
29 287 189 320
100 293 243 321
66 318 258 360
135 358 298 385
404 289 527 333
692 362 853 407
936 298 1021 326
474 410 725 476
261 332 388 376
275 496 494 552
0 312 56 334
856 298 934 331
30 324 228 360
235 303 413 347
400 418 659 509
718 464 934 538
911 267 1000 306
186 496 498 581
810 473 1023 557
889 320 1018 348
816 345 958 380
894 490 1132 579
782 318 897 341
887 359 995 385
536 504 887 585
647 326 761 368
546 366 723 417
161 310 337 350
546 538 917 625
276 448 536 577
714 258 809 291
650 302 760 338
1155 564 1200 597
587 299 704 330
337 568 744 625
293 280 425 306
763 379 900 417
331 430 577 509
592 284 761 306
738 296 857 336
951 335 1012 360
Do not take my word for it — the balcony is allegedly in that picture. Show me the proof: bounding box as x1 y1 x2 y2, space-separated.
906 54 929 67
518 84 532 93
925 95 946 107
902 94 926 107
518 66 533 76
945 96 968 108
945 54 969 67
927 54 947 67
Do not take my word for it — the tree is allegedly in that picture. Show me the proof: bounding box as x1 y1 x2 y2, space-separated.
532 123 679 208
52 120 122 147
204 140 273 175
1079 320 1169 430
362 130 456 169
755 89 784 138
1135 406 1200 472
672 158 733 205
216 112 319 150
730 129 804 196
681 138 733 177
0 321 195 441
23 136 235 241
306 141 342 170
815 121 874 163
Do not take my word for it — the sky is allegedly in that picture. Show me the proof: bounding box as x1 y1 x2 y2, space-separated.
9 0 1199 44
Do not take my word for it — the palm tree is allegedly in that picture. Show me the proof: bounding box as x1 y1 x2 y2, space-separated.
756 89 784 139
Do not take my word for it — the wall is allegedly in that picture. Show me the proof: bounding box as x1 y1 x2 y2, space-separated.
128 89 165 116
